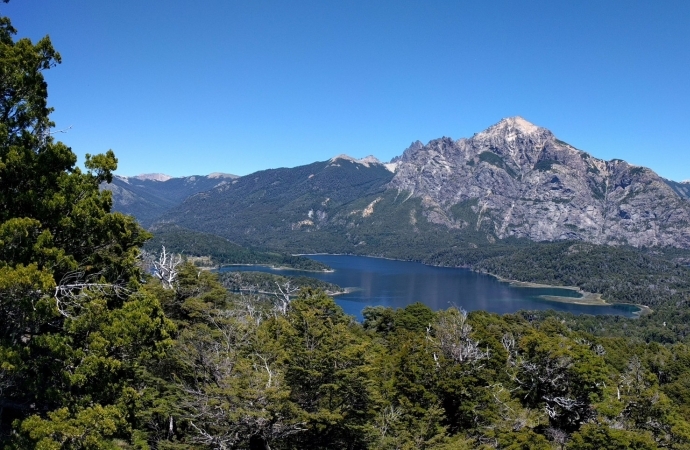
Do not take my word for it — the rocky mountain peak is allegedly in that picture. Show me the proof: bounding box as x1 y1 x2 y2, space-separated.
497 116 539 134
473 116 551 142
467 117 556 168
392 140 424 163
386 117 690 248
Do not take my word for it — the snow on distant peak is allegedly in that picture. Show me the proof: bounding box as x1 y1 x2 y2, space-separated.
113 175 130 184
132 173 173 182
330 154 358 164
682 180 690 184
510 116 539 134
357 155 383 167
494 116 540 134
329 154 384 168
208 172 238 179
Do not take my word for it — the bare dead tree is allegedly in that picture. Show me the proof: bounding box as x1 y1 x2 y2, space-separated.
543 395 583 420
373 405 403 440
545 427 569 450
153 246 182 289
618 355 647 398
592 344 606 357
501 332 518 367
430 308 489 366
235 292 265 326
273 281 299 316
53 270 129 318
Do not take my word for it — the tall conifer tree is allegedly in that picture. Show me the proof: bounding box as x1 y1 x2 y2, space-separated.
0 9 172 447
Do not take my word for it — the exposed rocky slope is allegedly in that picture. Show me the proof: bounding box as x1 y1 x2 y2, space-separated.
389 117 690 247
103 172 237 227
664 179 690 201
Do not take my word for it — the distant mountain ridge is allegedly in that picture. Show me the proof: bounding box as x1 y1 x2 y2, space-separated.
152 157 397 253
108 118 690 253
103 172 237 227
130 173 174 182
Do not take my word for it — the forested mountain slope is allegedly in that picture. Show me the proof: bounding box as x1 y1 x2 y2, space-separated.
103 172 237 227
426 240 690 308
153 155 421 254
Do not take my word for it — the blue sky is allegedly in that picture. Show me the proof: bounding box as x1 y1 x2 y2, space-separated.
4 1 690 180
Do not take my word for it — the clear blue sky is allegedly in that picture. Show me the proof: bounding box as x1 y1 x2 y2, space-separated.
4 1 690 180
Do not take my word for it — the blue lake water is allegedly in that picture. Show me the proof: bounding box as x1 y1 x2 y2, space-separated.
219 255 640 319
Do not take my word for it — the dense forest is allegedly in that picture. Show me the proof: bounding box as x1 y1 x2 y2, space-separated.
424 242 690 345
218 270 344 296
11 260 690 449
426 241 690 308
6 9 690 450
143 226 331 272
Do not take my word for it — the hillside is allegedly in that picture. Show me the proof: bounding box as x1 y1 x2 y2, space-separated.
143 226 331 271
151 155 416 253
103 172 237 227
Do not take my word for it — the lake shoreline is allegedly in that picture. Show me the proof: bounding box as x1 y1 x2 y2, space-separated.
216 263 334 273
294 252 652 316
489 274 652 316
230 286 352 297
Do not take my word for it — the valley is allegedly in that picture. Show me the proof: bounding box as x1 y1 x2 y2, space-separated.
107 117 690 319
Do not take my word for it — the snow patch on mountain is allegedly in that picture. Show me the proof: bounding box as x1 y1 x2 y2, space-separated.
329 154 385 168
208 172 238 179
132 173 173 182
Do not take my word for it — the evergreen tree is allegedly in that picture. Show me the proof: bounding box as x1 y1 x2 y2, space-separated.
0 11 172 447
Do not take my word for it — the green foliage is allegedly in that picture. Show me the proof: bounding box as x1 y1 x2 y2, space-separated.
0 12 172 447
219 270 343 295
427 240 690 309
568 424 657 450
534 159 560 171
478 151 517 178
144 225 331 271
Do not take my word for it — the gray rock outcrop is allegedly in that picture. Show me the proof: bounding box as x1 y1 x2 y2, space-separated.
389 117 690 248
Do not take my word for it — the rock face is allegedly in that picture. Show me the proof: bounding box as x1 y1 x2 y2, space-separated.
389 117 690 247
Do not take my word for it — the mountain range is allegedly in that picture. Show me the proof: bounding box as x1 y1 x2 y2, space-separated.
107 117 690 255
102 172 237 227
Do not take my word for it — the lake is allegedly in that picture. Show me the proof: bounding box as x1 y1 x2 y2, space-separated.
220 254 640 319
